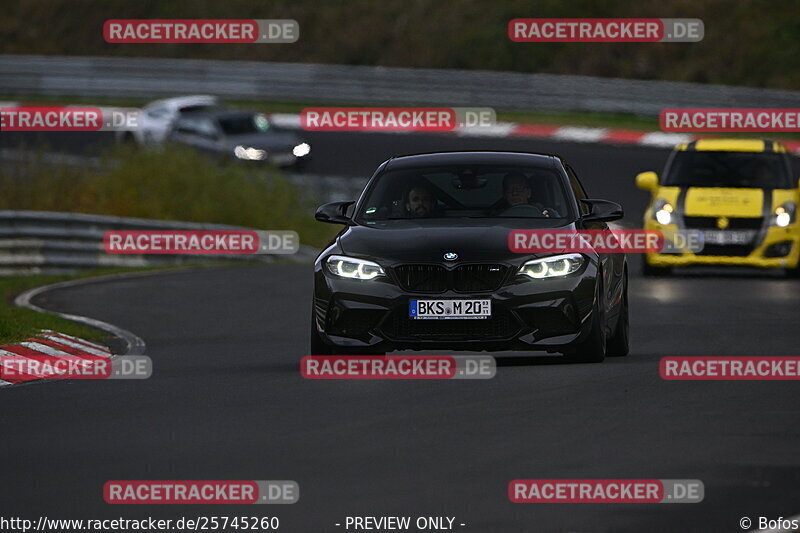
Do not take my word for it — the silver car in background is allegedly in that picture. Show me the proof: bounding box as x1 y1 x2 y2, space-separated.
167 109 311 169
117 94 219 146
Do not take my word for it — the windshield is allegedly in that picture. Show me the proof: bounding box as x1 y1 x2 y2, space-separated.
217 113 271 135
664 151 792 188
356 164 574 222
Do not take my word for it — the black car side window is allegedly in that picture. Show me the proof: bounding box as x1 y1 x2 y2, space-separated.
566 164 591 215
173 118 198 135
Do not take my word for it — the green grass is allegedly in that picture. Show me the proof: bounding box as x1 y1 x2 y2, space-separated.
0 124 342 347
0 270 132 345
0 141 340 346
0 143 340 248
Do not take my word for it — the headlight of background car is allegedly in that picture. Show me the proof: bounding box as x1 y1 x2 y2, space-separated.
518 253 585 279
325 255 385 280
772 202 796 227
652 199 674 225
292 142 311 157
234 145 267 160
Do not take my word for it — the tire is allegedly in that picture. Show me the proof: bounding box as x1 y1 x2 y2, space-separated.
785 265 800 279
606 273 630 357
642 255 670 277
565 278 606 363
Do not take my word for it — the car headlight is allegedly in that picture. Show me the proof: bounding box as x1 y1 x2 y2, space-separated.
325 255 385 280
292 142 311 157
653 199 674 225
772 202 796 227
518 253 585 279
234 145 267 160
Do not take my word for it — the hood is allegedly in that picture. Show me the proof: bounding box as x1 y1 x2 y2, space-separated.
682 187 765 217
338 218 576 263
223 131 302 151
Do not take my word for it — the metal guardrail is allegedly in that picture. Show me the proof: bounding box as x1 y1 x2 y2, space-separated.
2 54 799 115
0 210 318 276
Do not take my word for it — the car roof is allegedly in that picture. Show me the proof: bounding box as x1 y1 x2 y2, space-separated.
675 138 788 153
145 95 218 110
384 151 559 170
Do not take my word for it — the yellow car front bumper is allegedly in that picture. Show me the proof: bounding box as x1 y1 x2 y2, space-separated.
644 223 800 269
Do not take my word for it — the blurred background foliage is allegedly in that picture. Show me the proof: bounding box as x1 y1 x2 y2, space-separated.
0 144 339 248
1 0 799 89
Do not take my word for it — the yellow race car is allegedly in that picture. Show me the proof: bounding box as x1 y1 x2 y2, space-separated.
636 139 799 276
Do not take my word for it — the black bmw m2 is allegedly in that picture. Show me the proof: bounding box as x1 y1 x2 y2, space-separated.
311 151 628 363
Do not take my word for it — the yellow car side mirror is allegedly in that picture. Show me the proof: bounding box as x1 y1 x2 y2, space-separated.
636 171 659 192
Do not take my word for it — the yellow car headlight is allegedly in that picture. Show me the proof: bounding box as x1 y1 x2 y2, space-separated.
772 202 796 227
653 199 674 225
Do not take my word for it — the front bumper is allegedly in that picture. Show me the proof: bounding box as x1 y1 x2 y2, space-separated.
644 222 800 269
313 260 599 352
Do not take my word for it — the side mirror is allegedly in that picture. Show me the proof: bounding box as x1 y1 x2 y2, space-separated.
635 171 659 192
581 199 624 223
315 201 354 225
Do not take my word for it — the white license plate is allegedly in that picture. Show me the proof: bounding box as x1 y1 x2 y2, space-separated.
409 299 491 320
702 230 755 245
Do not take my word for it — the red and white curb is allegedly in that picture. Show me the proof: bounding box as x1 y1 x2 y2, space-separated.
0 329 111 386
2 272 149 388
268 113 800 154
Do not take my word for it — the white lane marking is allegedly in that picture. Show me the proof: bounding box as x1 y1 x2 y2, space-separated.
4 269 162 388
16 275 146 356
638 132 694 147
40 335 111 357
552 126 609 143
455 122 517 137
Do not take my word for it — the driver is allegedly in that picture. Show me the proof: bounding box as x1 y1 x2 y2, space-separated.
405 182 437 218
497 172 559 217
503 172 532 207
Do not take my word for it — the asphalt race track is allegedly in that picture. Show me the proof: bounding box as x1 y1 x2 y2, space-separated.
1 133 800 532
